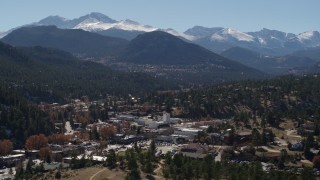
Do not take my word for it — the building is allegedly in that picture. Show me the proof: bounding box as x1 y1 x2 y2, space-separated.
162 112 180 124
179 143 214 159
135 118 170 129
173 128 201 139
63 155 106 163
0 154 25 167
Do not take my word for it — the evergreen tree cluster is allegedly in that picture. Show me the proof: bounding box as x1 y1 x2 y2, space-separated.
0 41 176 103
162 153 314 180
0 84 52 147
145 74 320 125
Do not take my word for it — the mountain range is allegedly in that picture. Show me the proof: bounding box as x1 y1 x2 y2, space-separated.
32 12 193 41
2 26 266 83
1 12 319 80
2 12 319 55
186 27 320 55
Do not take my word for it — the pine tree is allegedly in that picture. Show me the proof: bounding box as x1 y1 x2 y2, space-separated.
126 168 141 180
55 170 62 179
304 134 314 160
106 149 117 168
150 140 156 157
126 149 138 170
26 158 33 174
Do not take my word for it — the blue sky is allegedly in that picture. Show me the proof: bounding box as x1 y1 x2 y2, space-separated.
1 0 319 34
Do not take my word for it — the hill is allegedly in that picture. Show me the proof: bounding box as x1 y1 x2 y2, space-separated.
146 74 320 124
0 41 176 102
1 26 128 58
114 31 266 83
122 31 229 65
0 83 52 147
221 47 317 74
292 47 320 61
309 62 320 72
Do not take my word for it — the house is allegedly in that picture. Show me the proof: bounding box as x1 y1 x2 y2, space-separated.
156 135 173 143
111 134 142 144
26 150 40 159
179 143 214 159
298 122 318 135
209 133 222 144
236 131 252 143
0 154 25 167
290 142 304 151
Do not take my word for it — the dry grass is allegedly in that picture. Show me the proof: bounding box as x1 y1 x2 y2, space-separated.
40 166 127 180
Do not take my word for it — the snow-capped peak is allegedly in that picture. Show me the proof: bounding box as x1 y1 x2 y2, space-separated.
84 12 116 23
73 17 158 32
297 31 320 41
115 19 157 32
73 20 113 31
79 17 101 24
211 28 255 42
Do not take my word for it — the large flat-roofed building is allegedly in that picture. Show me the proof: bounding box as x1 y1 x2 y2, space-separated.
173 127 202 141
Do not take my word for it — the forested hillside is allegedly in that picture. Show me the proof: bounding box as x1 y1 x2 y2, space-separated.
0 42 176 103
221 46 318 74
146 74 320 123
0 84 52 147
2 26 128 57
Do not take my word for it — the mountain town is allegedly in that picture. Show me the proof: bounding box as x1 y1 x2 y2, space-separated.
1 2 320 179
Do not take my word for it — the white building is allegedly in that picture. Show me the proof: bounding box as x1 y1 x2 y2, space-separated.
173 128 202 139
162 112 181 124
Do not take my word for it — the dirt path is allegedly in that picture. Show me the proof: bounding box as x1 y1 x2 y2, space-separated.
89 168 106 180
61 167 104 180
261 146 280 153
90 168 126 180
286 130 302 139
153 162 165 180
55 166 126 180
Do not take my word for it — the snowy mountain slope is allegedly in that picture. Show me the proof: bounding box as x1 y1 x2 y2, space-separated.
247 28 296 48
190 27 320 55
210 28 255 42
296 31 320 47
31 12 193 40
297 31 319 41
74 19 158 32
0 32 5 38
